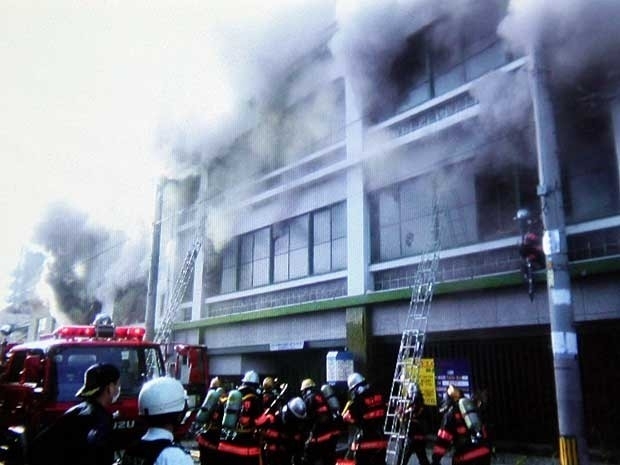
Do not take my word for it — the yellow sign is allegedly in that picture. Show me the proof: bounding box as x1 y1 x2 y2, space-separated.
418 358 437 406
401 357 438 406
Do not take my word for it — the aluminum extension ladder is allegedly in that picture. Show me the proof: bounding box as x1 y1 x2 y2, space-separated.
384 200 440 465
146 238 202 373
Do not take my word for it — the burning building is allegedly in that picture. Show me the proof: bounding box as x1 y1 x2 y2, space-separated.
153 0 620 452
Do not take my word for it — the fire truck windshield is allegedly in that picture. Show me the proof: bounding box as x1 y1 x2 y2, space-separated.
50 345 163 402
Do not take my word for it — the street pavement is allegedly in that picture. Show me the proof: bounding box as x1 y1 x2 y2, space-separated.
181 439 613 465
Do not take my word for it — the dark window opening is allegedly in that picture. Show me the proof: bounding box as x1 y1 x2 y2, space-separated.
475 164 538 241
557 96 619 223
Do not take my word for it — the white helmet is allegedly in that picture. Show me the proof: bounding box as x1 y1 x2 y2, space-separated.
287 397 307 419
347 372 366 391
242 370 260 386
139 377 186 416
282 396 307 424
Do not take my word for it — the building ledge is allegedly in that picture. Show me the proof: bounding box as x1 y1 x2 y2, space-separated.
172 254 620 331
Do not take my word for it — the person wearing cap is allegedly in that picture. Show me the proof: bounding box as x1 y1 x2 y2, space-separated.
120 376 193 465
30 362 121 465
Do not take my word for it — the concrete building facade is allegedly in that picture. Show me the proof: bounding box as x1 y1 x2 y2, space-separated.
153 6 620 452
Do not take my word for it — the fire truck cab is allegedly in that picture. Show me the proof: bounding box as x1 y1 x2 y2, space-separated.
169 344 209 413
0 317 166 465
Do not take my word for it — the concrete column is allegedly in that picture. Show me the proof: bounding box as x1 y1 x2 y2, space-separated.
345 76 373 296
145 178 164 342
347 166 372 295
346 306 370 378
192 169 209 321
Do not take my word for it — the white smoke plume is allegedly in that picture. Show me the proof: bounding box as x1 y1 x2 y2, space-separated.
154 0 338 180
22 0 620 325
499 0 620 86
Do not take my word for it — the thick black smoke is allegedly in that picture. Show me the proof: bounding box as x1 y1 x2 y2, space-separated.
33 202 148 325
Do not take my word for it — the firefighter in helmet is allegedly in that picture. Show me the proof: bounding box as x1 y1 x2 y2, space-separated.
342 372 387 465
402 382 430 465
431 385 491 465
195 376 227 465
262 376 280 408
121 376 193 465
218 370 264 465
256 396 308 465
515 209 544 265
300 378 340 465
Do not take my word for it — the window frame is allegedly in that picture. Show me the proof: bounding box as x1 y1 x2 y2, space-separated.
217 201 346 293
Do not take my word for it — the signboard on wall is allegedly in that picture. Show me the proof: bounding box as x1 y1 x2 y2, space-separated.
401 358 438 406
326 351 354 383
434 358 472 402
418 358 438 406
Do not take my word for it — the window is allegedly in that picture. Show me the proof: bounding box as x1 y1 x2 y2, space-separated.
388 5 510 117
50 346 164 402
372 177 435 261
218 202 346 293
273 214 310 282
239 227 271 290
475 164 538 240
557 99 619 223
376 188 401 260
313 202 347 274
220 238 238 293
370 167 475 262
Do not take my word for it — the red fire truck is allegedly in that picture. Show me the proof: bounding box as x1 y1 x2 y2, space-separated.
168 344 209 417
0 317 166 465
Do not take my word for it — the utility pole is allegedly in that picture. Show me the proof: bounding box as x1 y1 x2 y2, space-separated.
145 178 164 342
528 44 589 465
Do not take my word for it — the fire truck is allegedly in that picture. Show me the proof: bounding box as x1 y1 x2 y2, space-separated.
168 344 209 416
0 317 166 465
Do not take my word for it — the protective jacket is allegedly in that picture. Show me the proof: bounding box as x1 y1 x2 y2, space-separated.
255 410 306 465
432 400 491 465
218 385 264 465
342 385 387 465
302 386 340 465
120 427 193 465
403 389 430 465
30 399 114 465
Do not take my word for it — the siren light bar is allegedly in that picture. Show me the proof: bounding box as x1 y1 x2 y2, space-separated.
53 324 146 341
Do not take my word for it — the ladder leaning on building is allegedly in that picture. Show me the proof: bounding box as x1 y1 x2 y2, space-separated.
146 238 202 373
384 194 441 465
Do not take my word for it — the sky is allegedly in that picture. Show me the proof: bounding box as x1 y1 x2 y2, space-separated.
0 1 311 309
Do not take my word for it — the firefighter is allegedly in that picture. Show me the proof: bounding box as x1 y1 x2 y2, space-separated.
300 378 340 465
120 376 193 465
515 208 545 268
342 372 387 465
262 376 280 408
30 363 121 465
256 396 308 465
195 377 227 465
218 370 264 465
431 385 491 465
402 382 430 465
